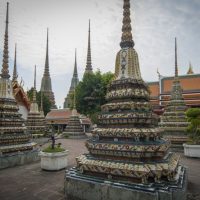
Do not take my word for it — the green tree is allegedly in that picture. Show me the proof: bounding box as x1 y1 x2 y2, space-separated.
186 108 200 144
75 70 114 123
27 88 51 116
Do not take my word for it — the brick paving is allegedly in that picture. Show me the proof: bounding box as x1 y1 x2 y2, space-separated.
0 138 200 200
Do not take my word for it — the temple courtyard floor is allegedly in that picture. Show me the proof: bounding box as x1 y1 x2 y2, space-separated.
0 138 200 200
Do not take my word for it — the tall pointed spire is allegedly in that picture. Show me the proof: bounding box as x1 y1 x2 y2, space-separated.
120 0 134 48
85 19 93 74
33 65 37 103
12 44 18 82
40 91 44 117
73 48 78 77
1 2 10 79
72 90 77 116
175 37 178 77
115 0 141 80
63 49 79 108
44 28 50 76
40 28 56 108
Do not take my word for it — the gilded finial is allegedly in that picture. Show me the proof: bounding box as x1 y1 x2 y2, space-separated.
175 37 178 77
1 2 10 79
12 43 18 82
120 0 134 48
187 62 194 75
85 19 93 74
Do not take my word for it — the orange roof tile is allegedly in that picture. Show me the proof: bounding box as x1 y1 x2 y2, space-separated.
147 82 159 97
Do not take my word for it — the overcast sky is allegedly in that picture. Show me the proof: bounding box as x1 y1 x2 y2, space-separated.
0 0 200 108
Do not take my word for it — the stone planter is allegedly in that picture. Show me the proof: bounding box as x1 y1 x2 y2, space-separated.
183 143 200 158
39 150 69 170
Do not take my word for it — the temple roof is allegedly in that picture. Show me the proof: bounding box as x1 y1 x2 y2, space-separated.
13 81 30 110
46 109 91 125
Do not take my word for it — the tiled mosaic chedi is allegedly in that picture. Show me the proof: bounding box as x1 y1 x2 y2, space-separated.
66 0 186 187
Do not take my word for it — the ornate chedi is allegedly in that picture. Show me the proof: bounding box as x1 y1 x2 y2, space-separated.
26 66 46 135
84 20 93 75
63 94 85 138
0 3 37 169
160 38 189 151
63 50 79 108
40 29 56 109
65 1 187 199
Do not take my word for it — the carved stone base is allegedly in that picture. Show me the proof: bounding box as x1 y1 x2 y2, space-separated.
0 149 40 170
64 166 187 200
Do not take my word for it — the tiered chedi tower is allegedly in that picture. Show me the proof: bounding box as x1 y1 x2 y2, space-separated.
63 50 79 108
26 66 46 134
63 94 85 138
65 1 187 199
0 3 36 167
84 20 93 75
160 38 189 151
40 29 56 108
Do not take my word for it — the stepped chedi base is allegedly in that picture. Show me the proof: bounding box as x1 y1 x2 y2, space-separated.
160 38 189 152
64 0 187 199
0 3 38 169
26 66 46 135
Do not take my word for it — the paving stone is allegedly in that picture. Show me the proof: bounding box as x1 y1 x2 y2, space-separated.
0 139 199 200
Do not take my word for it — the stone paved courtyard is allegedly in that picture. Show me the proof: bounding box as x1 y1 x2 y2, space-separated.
0 138 200 200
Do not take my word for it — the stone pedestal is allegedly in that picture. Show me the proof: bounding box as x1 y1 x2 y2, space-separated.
64 166 187 200
0 149 40 170
39 150 69 171
183 144 200 158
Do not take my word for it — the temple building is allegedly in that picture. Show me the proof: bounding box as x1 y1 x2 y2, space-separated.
45 108 91 133
26 66 46 135
148 65 200 114
63 50 79 108
0 3 37 169
63 94 85 138
65 1 187 199
84 20 93 75
12 44 30 119
159 38 189 151
40 29 56 109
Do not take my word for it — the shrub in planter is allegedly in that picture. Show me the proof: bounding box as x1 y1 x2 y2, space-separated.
39 135 68 170
183 108 200 157
186 108 200 144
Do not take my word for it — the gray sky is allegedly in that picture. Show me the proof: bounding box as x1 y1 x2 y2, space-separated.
0 0 200 108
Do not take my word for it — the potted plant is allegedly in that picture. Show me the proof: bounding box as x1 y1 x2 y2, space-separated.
39 134 69 170
183 108 200 158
